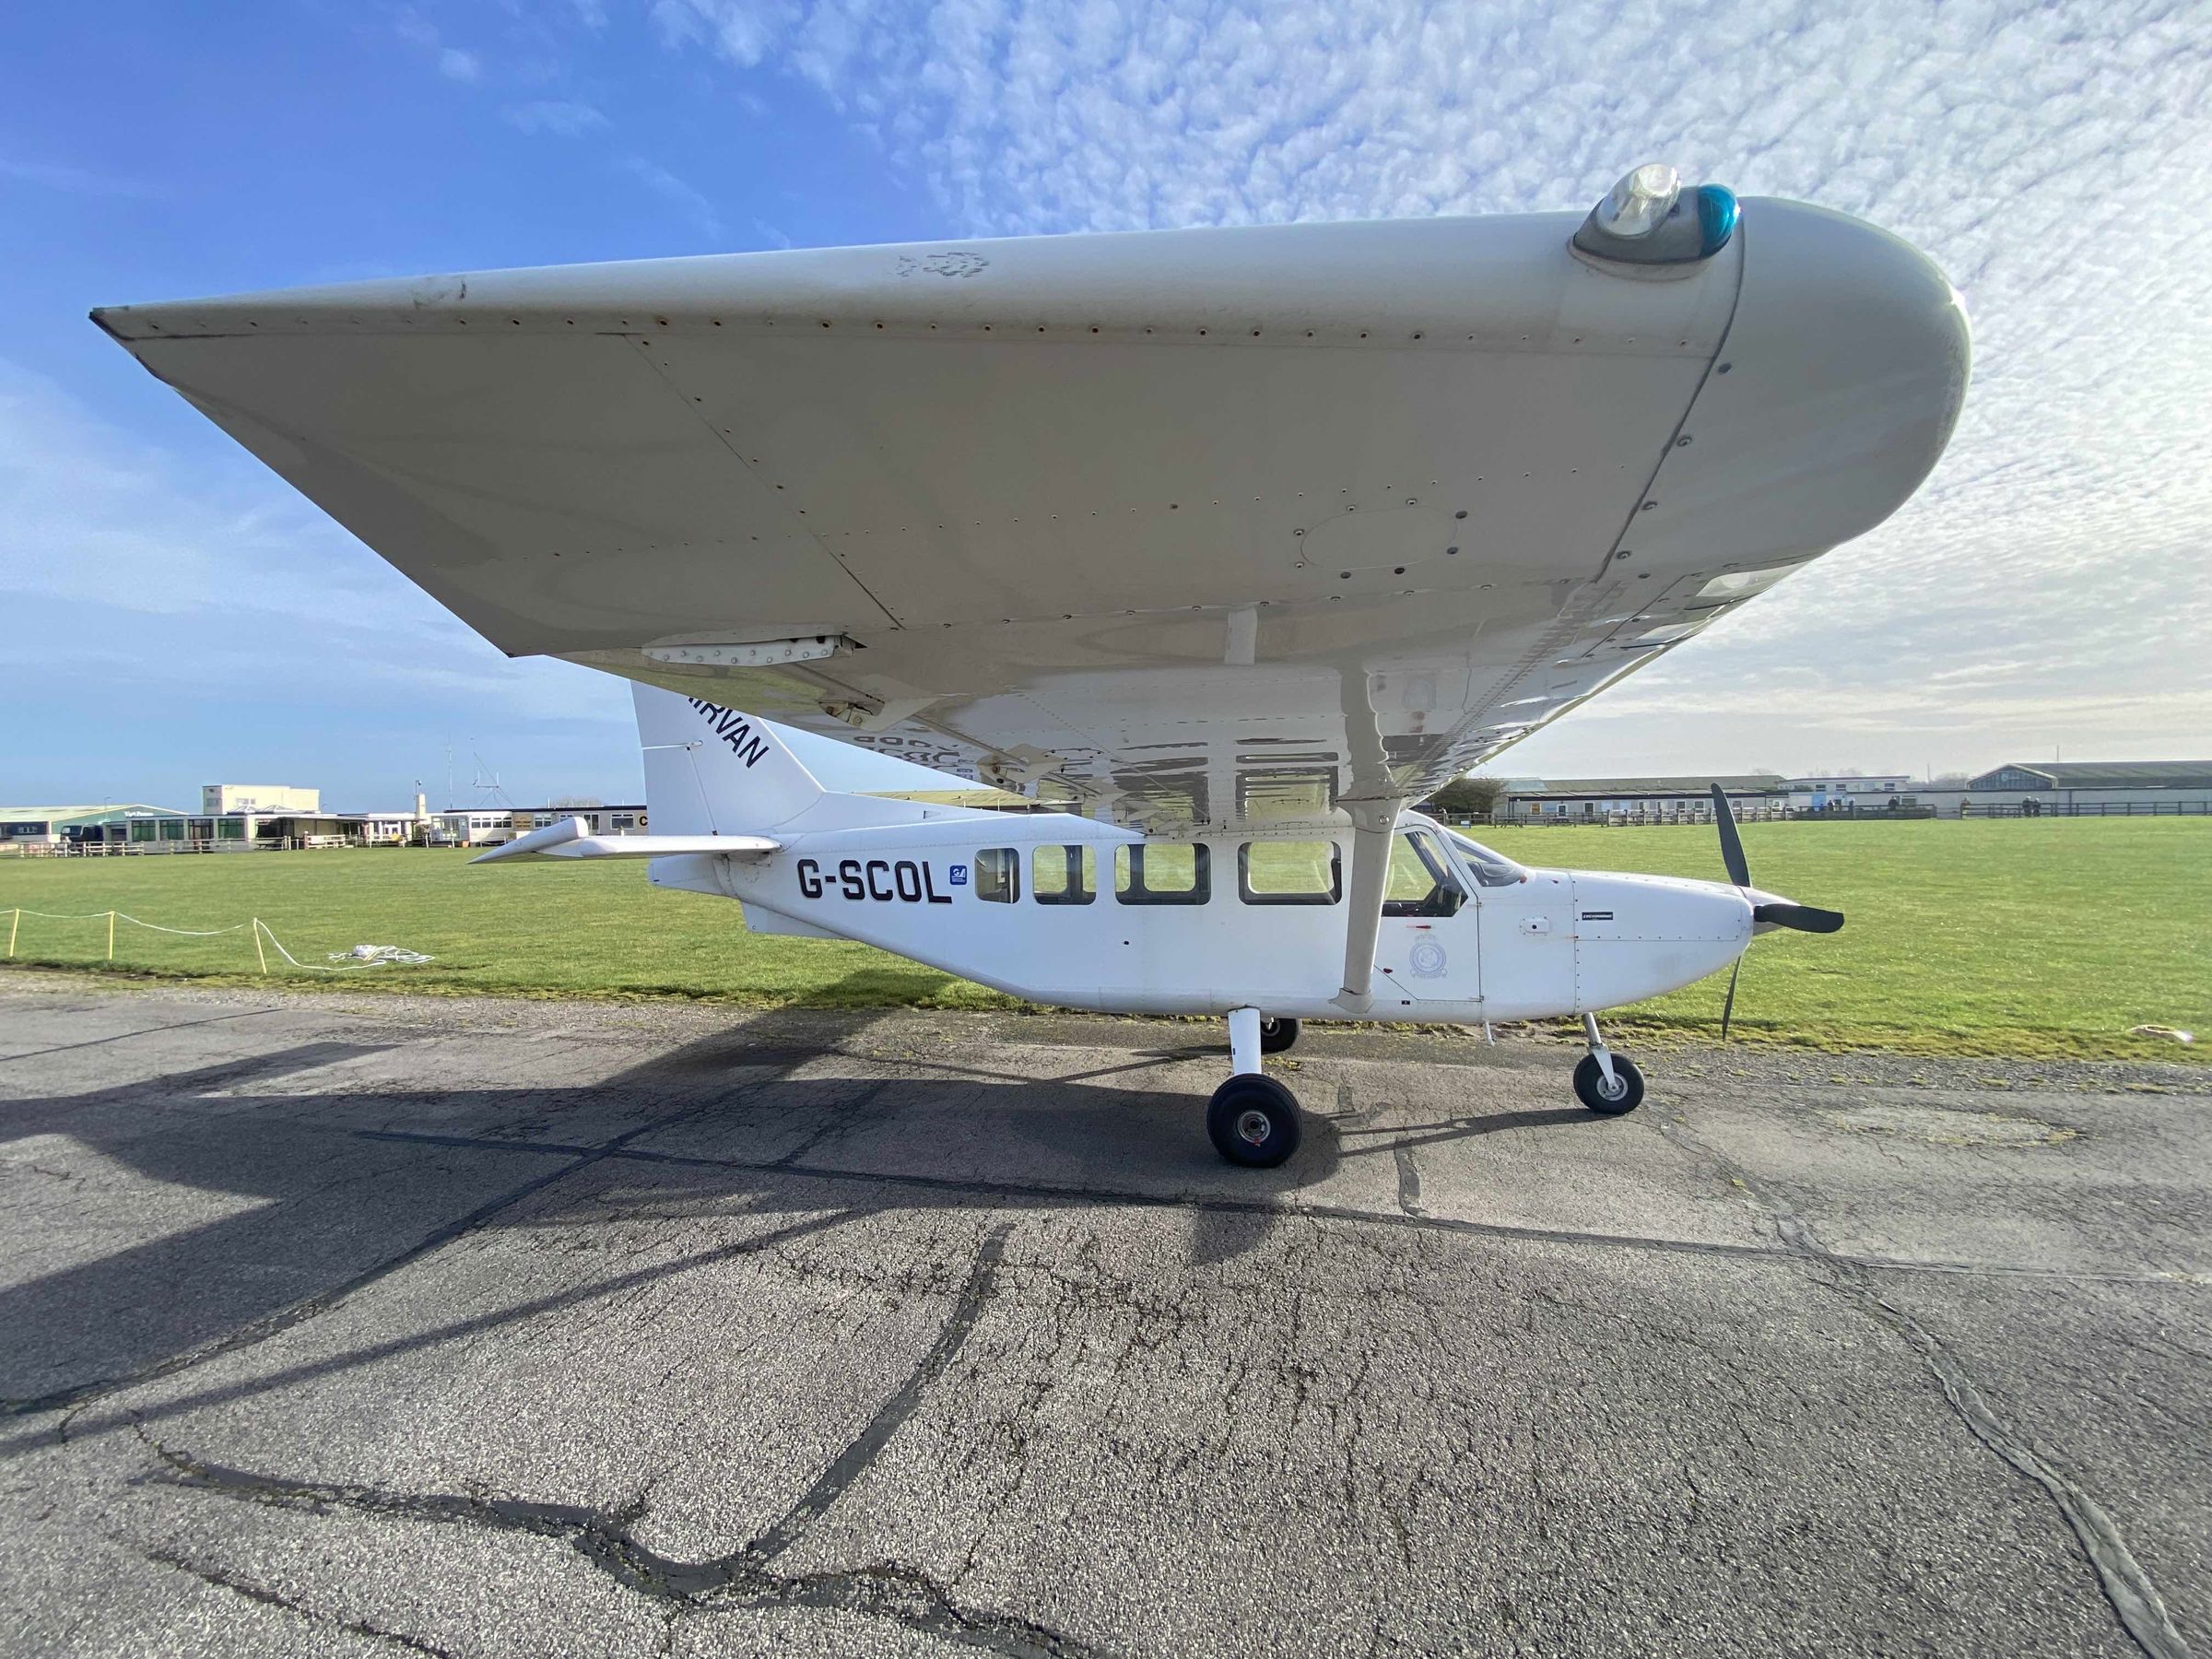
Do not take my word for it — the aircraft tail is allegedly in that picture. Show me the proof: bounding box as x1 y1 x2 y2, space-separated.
632 684 829 836
631 683 964 837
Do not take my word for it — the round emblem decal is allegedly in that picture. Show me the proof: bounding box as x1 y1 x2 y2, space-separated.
1409 939 1447 978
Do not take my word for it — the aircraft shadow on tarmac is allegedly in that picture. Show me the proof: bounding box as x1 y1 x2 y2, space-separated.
0 994 1601 1427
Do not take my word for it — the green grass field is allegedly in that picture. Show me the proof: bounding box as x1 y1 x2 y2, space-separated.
4 818 2207 1059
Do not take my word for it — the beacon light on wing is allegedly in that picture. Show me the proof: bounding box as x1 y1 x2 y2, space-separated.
1572 163 1739 267
1594 163 1680 238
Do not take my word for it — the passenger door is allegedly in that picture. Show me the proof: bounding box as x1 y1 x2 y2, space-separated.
1370 829 1479 1006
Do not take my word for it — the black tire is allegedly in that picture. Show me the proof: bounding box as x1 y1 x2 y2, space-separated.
1573 1053 1644 1115
1206 1074 1303 1167
1258 1017 1300 1055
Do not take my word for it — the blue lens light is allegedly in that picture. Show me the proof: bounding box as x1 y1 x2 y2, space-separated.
1697 185 1740 257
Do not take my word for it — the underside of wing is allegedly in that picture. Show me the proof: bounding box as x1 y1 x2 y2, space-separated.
95 195 1967 833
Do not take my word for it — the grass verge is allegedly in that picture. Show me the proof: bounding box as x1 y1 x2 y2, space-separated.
4 818 2206 1061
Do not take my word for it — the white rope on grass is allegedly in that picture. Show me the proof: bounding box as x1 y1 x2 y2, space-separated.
120 912 253 936
327 944 435 966
7 908 247 934
3 904 431 972
253 921 434 971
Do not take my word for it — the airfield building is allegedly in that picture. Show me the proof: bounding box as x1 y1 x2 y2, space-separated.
2 805 196 851
1787 774 1914 810
1932 760 2212 817
1492 775 1790 824
353 804 653 846
201 783 321 814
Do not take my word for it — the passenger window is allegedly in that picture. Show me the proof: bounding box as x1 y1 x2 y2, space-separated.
975 848 1019 903
1114 842 1210 905
1238 839 1341 905
1382 831 1465 917
1032 844 1097 905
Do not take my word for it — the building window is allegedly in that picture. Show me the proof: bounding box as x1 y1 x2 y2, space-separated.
1032 844 1096 904
1238 840 1340 905
1115 843 1210 905
975 848 1019 903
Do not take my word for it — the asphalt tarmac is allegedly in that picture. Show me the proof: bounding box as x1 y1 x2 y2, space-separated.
2 974 2206 1657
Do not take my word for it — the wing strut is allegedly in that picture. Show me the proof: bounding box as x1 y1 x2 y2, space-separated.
1335 798 1404 1005
1332 666 1406 1006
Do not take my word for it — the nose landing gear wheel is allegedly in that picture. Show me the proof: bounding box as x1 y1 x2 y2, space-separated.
1206 1074 1303 1167
1258 1017 1300 1054
1574 1053 1645 1115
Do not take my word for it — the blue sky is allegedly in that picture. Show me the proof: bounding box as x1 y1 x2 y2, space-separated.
4 1 2208 809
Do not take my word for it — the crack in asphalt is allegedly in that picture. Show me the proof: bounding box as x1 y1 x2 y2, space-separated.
21 1208 865 1455
145 1545 457 1655
0 1005 287 1065
749 1224 1010 1559
138 1222 1107 1658
1392 1143 1425 1218
340 1124 2206 1288
771 1077 892 1168
1652 1113 2194 1659
2 1081 752 1421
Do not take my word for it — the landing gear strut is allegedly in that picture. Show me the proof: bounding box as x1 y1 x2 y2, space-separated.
1207 1007 1302 1167
1573 1011 1644 1115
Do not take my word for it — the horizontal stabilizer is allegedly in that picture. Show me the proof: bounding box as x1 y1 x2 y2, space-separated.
470 817 778 865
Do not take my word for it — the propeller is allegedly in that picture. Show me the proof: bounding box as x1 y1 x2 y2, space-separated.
1709 784 1845 1039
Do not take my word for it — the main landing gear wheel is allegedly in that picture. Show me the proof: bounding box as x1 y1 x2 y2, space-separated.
1206 1074 1303 1167
1258 1017 1300 1055
1574 1053 1645 1115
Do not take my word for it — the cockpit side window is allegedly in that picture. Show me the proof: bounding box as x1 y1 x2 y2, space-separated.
1382 830 1465 917
1444 830 1529 888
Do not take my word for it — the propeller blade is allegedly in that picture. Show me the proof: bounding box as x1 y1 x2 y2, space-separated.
1720 956 1743 1041
1710 784 1751 888
1753 900 1846 935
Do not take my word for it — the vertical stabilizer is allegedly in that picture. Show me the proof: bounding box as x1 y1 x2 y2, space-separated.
632 685 826 835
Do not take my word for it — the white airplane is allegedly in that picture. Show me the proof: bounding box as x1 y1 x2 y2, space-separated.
93 165 1968 1166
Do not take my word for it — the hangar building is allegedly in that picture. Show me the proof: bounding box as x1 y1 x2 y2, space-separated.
3 805 195 851
1493 775 1789 824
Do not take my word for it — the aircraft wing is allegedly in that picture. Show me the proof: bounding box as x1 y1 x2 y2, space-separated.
93 194 1966 833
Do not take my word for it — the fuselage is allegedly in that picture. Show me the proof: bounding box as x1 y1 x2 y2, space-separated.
653 813 1751 1023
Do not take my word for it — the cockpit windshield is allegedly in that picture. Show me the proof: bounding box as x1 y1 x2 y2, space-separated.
1445 830 1528 888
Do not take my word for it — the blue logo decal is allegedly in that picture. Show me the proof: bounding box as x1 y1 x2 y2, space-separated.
949 865 969 887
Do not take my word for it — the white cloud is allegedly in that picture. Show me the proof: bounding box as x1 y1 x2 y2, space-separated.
503 98 609 134
649 0 797 67
0 158 143 195
620 154 725 237
397 9 485 86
